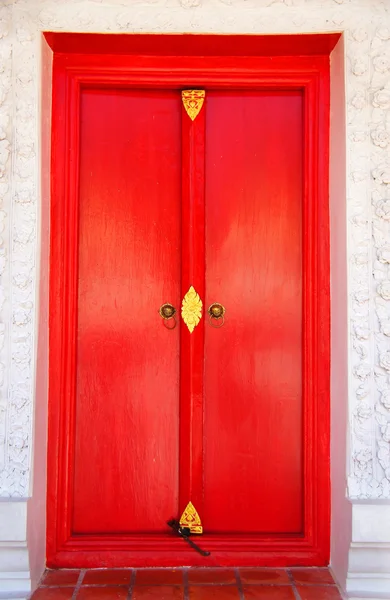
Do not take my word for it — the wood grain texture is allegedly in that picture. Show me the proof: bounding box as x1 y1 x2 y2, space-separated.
43 32 341 57
180 98 206 517
73 89 181 533
47 39 330 567
203 91 303 534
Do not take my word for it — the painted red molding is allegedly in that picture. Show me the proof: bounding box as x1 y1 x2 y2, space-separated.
47 34 332 568
43 32 340 56
180 94 206 517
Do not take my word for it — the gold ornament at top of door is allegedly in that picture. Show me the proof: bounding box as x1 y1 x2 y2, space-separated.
182 90 205 121
181 286 202 333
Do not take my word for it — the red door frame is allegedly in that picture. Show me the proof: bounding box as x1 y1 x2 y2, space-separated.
46 33 336 568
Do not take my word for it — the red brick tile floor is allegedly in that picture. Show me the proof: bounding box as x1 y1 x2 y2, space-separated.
30 568 345 599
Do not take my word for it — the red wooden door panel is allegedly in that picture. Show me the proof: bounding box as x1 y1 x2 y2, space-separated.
48 43 331 567
73 89 181 534
203 92 303 534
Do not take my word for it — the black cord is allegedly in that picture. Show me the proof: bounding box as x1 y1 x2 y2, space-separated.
167 519 211 557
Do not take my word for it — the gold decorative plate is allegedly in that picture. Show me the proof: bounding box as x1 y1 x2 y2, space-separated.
180 501 203 534
182 90 205 121
181 286 202 333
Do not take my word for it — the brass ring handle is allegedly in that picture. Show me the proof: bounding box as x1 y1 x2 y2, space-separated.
159 303 177 330
208 303 225 328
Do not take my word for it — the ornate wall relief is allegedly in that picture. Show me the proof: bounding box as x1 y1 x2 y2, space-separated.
0 3 14 494
347 21 390 499
0 0 389 499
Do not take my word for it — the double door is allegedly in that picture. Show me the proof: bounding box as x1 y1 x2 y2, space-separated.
74 87 303 538
48 49 331 567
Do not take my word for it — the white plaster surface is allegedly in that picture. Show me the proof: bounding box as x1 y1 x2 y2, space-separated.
347 504 390 599
0 501 27 541
329 33 351 593
0 0 389 598
0 0 389 502
0 501 31 598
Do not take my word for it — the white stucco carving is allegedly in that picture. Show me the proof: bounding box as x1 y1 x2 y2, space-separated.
0 3 12 495
0 0 389 500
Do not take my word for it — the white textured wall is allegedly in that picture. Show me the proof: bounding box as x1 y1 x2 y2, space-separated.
0 1 389 589
2 0 387 502
0 1 389 597
329 34 352 590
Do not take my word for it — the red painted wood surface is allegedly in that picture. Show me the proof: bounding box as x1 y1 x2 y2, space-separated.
47 36 331 568
179 98 206 515
203 91 303 534
73 89 182 533
44 32 340 57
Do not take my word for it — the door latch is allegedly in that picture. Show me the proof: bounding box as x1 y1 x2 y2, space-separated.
167 501 210 556
167 519 210 557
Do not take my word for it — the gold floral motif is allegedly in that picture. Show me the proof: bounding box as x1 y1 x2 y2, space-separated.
179 501 203 535
181 90 205 121
181 286 202 333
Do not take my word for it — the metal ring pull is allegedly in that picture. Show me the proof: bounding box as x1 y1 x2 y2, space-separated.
207 303 225 328
159 303 177 330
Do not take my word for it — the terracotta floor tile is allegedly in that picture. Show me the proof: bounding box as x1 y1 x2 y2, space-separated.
132 585 184 599
296 585 342 600
188 585 240 599
243 586 296 599
188 568 236 584
77 587 128 600
41 570 80 586
31 588 75 600
240 569 290 585
82 569 132 585
135 569 183 585
290 568 335 585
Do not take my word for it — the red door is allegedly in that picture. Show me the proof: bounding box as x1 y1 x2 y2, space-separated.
203 91 303 534
48 42 330 567
73 89 182 534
